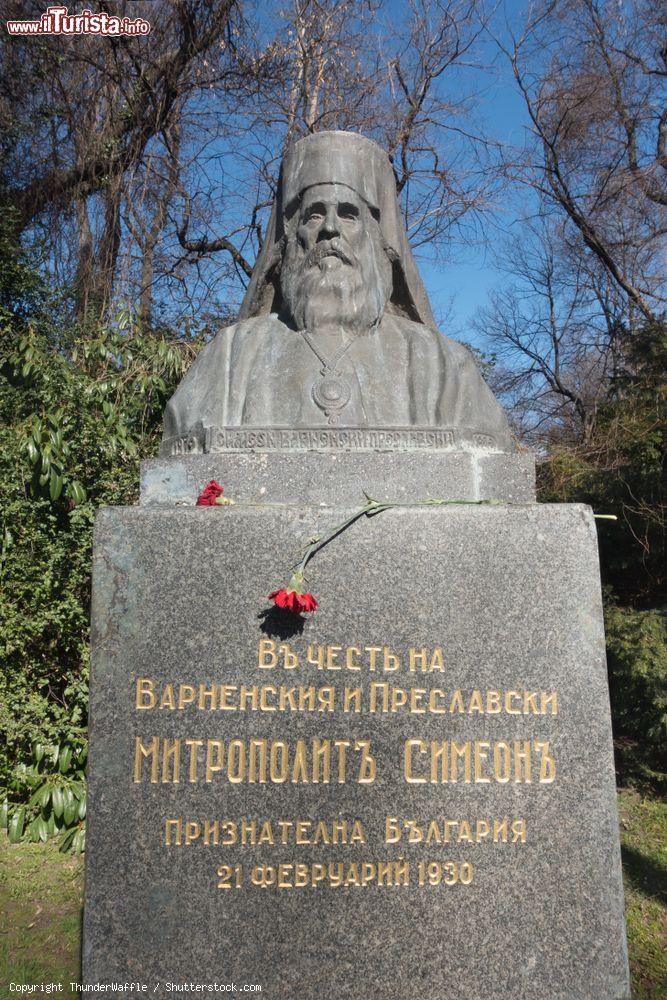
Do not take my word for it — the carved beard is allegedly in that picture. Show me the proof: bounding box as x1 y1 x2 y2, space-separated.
280 226 392 334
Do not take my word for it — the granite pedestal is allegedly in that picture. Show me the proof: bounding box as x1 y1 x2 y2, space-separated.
140 451 536 506
83 490 630 999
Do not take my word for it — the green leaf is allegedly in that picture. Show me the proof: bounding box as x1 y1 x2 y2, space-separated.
0 799 8 828
59 828 75 853
33 742 45 763
36 816 49 842
52 786 64 817
8 807 25 843
28 786 46 808
59 746 72 773
78 797 87 820
50 471 63 501
72 828 83 853
67 480 86 505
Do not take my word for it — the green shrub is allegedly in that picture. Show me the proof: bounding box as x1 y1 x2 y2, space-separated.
605 606 667 770
1 740 87 853
539 320 665 607
539 320 666 789
0 225 204 798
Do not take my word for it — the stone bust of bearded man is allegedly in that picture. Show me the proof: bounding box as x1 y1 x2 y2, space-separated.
161 131 513 454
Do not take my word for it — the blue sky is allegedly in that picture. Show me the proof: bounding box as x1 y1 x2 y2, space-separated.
410 5 533 346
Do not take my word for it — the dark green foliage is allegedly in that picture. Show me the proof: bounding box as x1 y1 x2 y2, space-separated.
539 318 666 785
0 221 204 804
605 607 667 750
539 320 665 605
1 741 87 853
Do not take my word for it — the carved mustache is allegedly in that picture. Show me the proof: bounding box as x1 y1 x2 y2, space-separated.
304 240 355 269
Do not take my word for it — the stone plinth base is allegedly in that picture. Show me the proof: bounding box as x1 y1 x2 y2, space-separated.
83 502 629 1000
140 451 535 506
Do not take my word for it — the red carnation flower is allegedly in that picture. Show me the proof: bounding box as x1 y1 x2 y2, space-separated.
268 587 318 615
196 480 224 506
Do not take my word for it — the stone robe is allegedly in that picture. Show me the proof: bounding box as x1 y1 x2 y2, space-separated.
161 313 513 454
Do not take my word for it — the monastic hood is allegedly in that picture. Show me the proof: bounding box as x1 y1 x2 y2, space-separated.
237 130 437 329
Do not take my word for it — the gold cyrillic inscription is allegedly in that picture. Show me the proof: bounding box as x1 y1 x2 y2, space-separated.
165 817 366 847
404 739 556 784
134 737 378 785
135 677 557 716
385 816 527 844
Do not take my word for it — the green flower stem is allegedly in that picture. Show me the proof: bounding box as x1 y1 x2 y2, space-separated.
290 497 502 583
286 497 617 587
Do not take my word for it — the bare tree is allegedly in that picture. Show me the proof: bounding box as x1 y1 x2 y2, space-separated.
498 0 666 324
2 1 238 225
1 0 240 318
2 0 503 325
124 129 183 326
384 0 500 249
475 216 627 444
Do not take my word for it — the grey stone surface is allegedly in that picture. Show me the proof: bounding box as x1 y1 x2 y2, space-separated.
84 502 629 999
161 131 513 452
477 451 537 502
140 451 536 505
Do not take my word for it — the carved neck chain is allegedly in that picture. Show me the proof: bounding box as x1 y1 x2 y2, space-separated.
299 328 355 373
299 328 355 425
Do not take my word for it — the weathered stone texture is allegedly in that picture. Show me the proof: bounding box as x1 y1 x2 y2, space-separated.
84 503 629 1000
139 451 536 506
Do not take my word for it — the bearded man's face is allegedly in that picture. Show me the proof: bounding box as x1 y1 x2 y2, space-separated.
280 183 393 333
